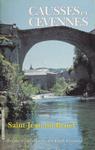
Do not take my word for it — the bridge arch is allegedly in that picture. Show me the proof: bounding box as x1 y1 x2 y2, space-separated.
17 26 95 71
22 40 75 70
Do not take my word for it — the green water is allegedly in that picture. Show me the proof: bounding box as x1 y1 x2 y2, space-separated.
1 96 95 150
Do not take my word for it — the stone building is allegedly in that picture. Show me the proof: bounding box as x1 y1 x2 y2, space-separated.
24 69 56 90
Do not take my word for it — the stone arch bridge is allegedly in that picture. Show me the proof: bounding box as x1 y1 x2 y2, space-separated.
0 24 95 80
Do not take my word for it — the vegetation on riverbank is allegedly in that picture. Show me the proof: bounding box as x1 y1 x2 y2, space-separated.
68 48 95 96
52 47 95 97
52 77 75 96
0 52 39 122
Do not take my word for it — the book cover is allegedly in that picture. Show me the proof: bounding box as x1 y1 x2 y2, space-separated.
0 0 95 150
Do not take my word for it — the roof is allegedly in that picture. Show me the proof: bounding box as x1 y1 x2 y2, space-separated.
24 69 56 76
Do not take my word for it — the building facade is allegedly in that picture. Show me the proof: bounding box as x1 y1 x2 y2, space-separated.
24 69 56 90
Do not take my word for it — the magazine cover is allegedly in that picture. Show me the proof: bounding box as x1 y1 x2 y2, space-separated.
0 0 95 150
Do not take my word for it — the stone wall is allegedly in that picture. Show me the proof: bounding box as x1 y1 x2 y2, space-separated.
26 74 56 90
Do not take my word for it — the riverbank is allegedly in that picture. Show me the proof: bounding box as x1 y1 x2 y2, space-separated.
80 96 95 102
31 93 95 103
31 93 59 100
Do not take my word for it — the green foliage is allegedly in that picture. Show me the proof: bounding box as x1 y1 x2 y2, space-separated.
0 52 40 99
0 53 39 121
0 36 15 49
68 66 74 75
20 80 40 97
73 48 92 79
52 77 72 96
74 48 87 67
67 47 94 96
0 53 16 90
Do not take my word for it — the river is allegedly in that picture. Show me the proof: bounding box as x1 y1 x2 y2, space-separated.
1 96 95 150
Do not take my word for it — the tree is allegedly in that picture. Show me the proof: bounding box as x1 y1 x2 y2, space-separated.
52 77 70 96
74 47 92 80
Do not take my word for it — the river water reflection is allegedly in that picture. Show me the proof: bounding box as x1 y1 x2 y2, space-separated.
1 96 95 150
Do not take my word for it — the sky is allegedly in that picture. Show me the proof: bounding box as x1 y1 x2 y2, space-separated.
0 0 95 70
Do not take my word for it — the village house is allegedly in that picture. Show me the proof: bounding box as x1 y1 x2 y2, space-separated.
24 68 56 90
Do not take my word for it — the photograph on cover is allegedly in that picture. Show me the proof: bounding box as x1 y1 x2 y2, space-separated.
0 0 95 150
